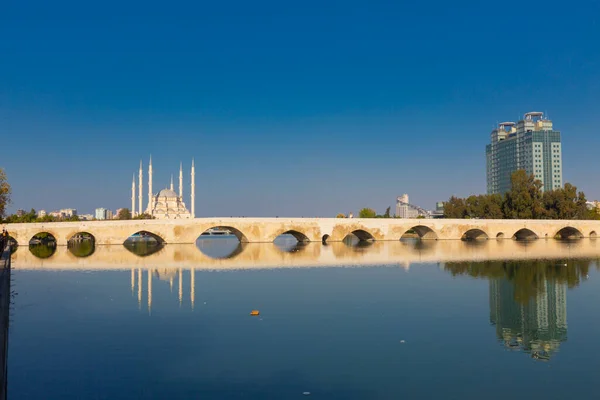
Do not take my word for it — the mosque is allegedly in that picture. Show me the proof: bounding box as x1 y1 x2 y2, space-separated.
131 157 195 219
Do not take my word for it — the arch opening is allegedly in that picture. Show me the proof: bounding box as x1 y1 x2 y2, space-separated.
198 226 248 243
496 232 505 239
401 225 438 240
343 229 375 244
4 236 18 254
29 232 57 259
124 231 165 257
461 229 489 241
197 226 246 259
554 227 584 240
274 231 310 253
512 228 539 241
322 234 330 244
68 232 96 258
590 231 597 239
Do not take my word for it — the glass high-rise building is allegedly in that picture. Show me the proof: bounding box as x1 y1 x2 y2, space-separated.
486 112 562 194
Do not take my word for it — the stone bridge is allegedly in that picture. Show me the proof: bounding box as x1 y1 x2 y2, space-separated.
3 218 599 246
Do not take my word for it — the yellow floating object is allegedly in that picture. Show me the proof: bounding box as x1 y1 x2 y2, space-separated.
250 310 260 316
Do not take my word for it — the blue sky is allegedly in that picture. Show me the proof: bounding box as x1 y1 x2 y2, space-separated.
1 0 599 216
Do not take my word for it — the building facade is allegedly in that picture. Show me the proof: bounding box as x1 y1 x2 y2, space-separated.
95 208 113 220
395 194 430 218
486 112 562 194
132 158 195 220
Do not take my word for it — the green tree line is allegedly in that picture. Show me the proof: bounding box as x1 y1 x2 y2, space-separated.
444 170 598 220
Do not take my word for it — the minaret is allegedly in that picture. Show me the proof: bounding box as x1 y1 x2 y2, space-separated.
147 269 152 315
137 268 142 309
178 268 183 307
179 162 183 199
191 159 195 218
147 156 153 213
170 174 174 191
138 160 143 217
190 268 195 310
131 174 136 217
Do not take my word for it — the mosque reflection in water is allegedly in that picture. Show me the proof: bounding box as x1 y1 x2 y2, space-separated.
131 267 196 314
444 260 591 360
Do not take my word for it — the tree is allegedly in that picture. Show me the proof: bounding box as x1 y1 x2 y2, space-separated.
336 213 346 218
383 206 391 218
117 208 132 220
503 170 544 219
358 208 376 218
0 168 11 220
133 213 155 220
443 196 467 218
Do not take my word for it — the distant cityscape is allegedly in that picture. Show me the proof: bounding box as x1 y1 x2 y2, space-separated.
16 207 126 221
8 111 600 220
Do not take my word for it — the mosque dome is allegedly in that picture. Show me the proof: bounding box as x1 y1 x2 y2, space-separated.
157 189 178 198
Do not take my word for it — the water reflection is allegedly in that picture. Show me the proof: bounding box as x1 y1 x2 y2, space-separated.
28 244 56 259
68 241 95 258
273 234 308 253
444 259 593 360
10 239 600 270
130 267 196 314
123 241 164 257
196 235 245 259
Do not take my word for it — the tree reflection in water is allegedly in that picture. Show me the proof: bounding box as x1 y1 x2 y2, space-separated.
68 241 95 258
444 259 597 360
444 259 591 303
29 244 56 259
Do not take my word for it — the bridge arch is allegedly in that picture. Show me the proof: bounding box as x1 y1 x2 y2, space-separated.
401 225 438 240
198 226 248 243
345 229 375 242
461 229 489 241
590 231 597 239
272 230 310 243
67 232 96 258
322 234 330 244
29 232 57 259
512 228 539 241
29 232 57 246
496 232 505 239
554 226 584 240
68 232 96 244
124 230 165 245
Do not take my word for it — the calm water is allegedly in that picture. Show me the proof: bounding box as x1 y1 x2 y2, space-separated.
8 238 600 399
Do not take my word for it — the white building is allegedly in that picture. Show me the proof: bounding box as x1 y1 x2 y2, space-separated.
60 208 77 217
37 210 47 217
132 157 195 219
395 194 429 218
95 208 111 220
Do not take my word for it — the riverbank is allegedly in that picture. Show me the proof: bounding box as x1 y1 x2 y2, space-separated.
0 246 10 400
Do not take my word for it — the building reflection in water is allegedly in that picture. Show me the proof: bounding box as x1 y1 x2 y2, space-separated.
490 278 567 361
130 267 196 314
445 260 591 360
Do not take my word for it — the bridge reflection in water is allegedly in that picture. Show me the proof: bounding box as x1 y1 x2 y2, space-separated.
9 236 600 271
